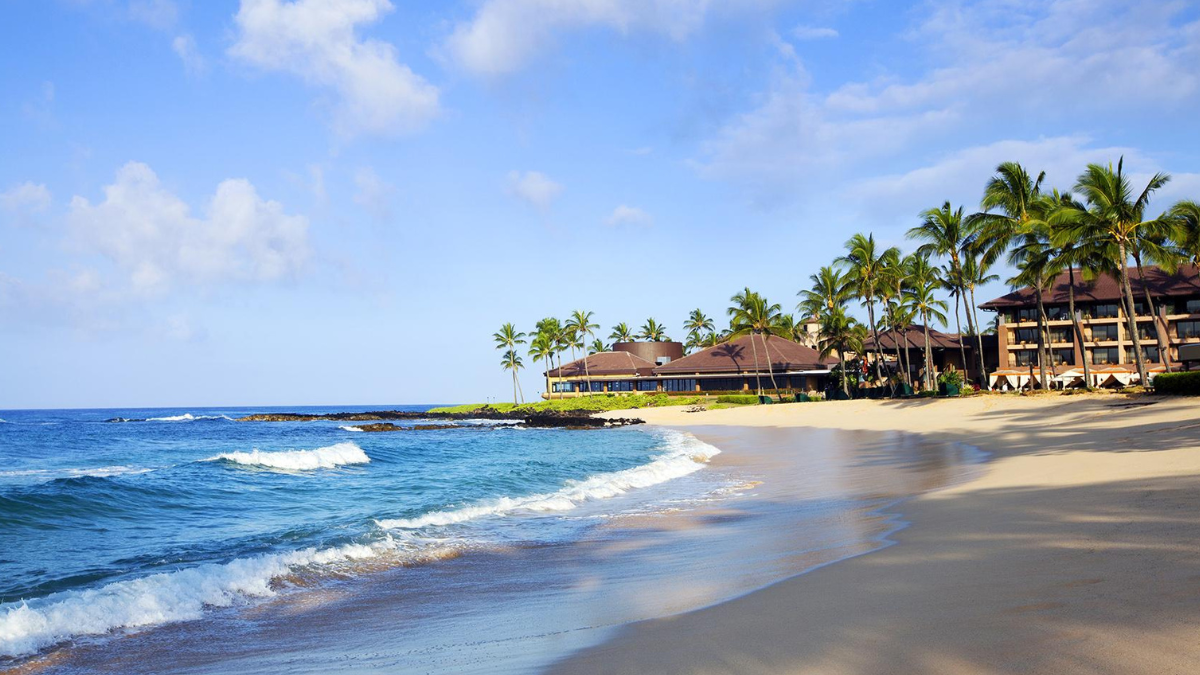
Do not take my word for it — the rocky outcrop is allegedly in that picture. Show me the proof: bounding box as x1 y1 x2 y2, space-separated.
234 407 644 429
350 423 464 432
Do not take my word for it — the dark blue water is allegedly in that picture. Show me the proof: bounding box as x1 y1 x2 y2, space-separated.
0 406 718 660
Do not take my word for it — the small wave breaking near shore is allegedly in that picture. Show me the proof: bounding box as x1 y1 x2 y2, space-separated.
378 431 720 530
208 443 370 470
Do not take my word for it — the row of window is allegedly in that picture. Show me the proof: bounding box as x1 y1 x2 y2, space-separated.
1006 298 1200 323
1011 321 1200 342
1010 346 1163 367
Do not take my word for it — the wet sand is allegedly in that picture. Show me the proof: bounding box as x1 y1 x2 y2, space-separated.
552 394 1200 674
12 427 983 675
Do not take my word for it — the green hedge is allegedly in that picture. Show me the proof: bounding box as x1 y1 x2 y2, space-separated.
715 394 760 405
1153 371 1200 395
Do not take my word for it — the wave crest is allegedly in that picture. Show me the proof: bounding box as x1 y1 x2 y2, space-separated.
208 442 370 471
377 431 719 530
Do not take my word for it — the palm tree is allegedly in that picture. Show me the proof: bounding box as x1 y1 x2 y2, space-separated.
1169 201 1200 272
904 255 949 391
588 338 606 355
1058 159 1171 385
568 310 599 394
970 161 1046 268
839 234 899 384
908 201 987 386
961 251 997 388
535 317 566 395
1048 200 1107 389
798 265 852 319
728 288 785 394
493 323 527 404
609 322 634 343
878 251 913 386
1007 221 1061 390
817 306 861 398
940 264 971 374
637 318 669 342
683 309 715 353
499 350 524 405
775 314 808 344
528 333 556 400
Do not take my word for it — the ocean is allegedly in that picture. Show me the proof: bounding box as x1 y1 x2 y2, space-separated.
0 407 985 673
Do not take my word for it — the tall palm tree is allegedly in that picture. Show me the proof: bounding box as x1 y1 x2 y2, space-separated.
878 251 914 386
1048 199 1108 389
637 318 669 342
797 265 852 319
839 234 899 384
904 255 949 391
683 309 715 353
535 317 566 394
970 161 1046 268
1058 159 1171 385
588 338 606 355
499 350 524 405
728 288 785 394
493 323 527 404
908 201 987 386
961 251 997 388
609 322 634 343
1169 200 1200 272
1007 222 1060 390
940 264 971 374
528 333 556 400
568 310 600 393
775 314 808 344
817 306 862 398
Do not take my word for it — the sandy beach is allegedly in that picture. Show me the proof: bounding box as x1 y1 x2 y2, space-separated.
552 393 1200 675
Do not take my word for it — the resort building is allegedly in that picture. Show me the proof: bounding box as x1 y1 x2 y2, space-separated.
544 335 837 397
978 264 1200 389
864 325 998 384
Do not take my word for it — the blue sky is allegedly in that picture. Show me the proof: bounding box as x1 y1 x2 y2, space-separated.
2 0 1199 408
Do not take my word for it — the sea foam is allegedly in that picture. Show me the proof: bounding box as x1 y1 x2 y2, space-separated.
377 431 720 530
0 538 396 658
146 413 232 422
208 442 370 471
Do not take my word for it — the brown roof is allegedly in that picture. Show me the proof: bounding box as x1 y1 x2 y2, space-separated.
546 351 657 378
865 325 963 350
653 334 836 375
979 264 1200 310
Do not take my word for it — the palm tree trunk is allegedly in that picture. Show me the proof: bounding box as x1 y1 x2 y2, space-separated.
1118 242 1149 384
516 372 525 404
582 338 593 395
867 300 884 384
953 293 968 373
902 329 915 388
922 318 934 391
1067 267 1091 389
1132 252 1171 372
748 332 763 395
840 344 850 397
512 370 519 405
762 332 780 393
968 286 989 390
1034 286 1050 390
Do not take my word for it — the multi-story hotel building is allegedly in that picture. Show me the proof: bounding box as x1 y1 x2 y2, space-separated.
978 264 1200 388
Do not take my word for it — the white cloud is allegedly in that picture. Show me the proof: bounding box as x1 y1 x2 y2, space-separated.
353 167 394 220
442 0 774 76
128 0 179 30
792 24 837 40
604 205 653 227
698 0 1200 203
229 0 440 138
1 182 53 215
172 34 206 74
506 170 563 211
68 162 310 295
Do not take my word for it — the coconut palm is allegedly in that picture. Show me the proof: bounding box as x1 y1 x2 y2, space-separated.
728 288 785 394
903 255 949 391
499 350 524 405
528 333 556 400
817 306 861 398
1047 199 1108 389
589 339 606 355
1057 158 1171 384
683 309 715 352
775 314 809 344
838 233 899 384
1169 201 1200 272
877 251 914 386
1007 222 1060 390
797 265 852 319
609 322 634 343
493 323 527 404
567 310 600 393
970 161 1046 268
960 251 997 388
535 317 566 394
908 201 987 386
637 318 669 342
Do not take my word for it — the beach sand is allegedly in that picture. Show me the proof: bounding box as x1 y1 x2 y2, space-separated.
552 393 1200 675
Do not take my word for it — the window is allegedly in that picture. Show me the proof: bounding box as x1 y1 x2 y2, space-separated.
588 381 605 392
1186 299 1200 314
608 380 633 392
662 379 697 392
1137 325 1157 341
1126 346 1160 363
1090 324 1118 341
552 382 577 393
1088 303 1119 319
1048 328 1072 344
1016 308 1039 322
1013 350 1037 367
1178 321 1200 339
1052 349 1075 365
1090 347 1120 365
699 377 746 392
1045 305 1066 320
1014 328 1038 343
636 380 659 392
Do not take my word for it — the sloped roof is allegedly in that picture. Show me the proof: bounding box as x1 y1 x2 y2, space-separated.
547 351 657 378
865 325 963 350
979 264 1200 310
653 334 836 375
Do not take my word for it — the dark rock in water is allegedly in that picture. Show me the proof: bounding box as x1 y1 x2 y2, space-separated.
350 423 464 432
105 417 142 423
521 412 644 429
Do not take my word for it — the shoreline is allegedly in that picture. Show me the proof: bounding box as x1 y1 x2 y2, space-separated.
552 394 1200 674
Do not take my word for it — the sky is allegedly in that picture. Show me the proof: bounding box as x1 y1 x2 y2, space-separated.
2 0 1199 409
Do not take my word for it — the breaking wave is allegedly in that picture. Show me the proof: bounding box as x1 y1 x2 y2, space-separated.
146 413 233 422
338 425 364 432
0 466 154 481
207 443 370 471
377 431 720 530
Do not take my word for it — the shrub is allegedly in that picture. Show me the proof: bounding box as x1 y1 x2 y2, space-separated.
937 370 964 388
715 394 759 405
1152 372 1200 395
